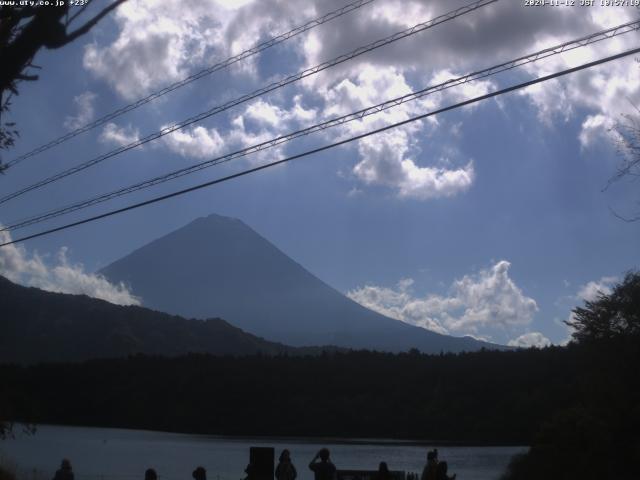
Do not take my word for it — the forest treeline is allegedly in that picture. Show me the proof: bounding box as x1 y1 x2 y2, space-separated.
1 346 579 443
1 272 639 479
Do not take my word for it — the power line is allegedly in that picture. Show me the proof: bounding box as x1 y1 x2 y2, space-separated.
2 45 639 248
4 0 377 169
3 19 639 233
0 0 497 206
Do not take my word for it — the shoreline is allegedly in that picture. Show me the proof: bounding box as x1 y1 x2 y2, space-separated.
18 423 528 448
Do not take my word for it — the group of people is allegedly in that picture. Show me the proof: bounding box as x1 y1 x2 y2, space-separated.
51 447 456 480
50 460 207 480
275 447 456 480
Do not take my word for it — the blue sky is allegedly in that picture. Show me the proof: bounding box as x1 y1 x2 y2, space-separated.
1 0 639 347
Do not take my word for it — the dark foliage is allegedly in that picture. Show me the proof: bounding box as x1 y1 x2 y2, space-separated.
0 1 127 93
0 346 588 444
502 273 640 479
566 271 640 343
0 1 126 169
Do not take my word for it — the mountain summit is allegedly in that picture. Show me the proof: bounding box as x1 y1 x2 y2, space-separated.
101 214 499 353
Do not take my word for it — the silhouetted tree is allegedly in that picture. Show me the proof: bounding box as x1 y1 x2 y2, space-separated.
0 1 127 172
502 273 640 479
608 99 640 221
566 271 640 343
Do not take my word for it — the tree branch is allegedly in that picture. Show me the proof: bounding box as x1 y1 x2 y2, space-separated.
62 0 127 45
15 73 39 81
608 205 640 223
66 2 91 27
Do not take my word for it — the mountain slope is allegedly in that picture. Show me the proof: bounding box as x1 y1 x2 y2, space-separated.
101 214 500 353
0 275 304 364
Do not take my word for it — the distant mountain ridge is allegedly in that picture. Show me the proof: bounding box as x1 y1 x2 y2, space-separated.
100 213 503 353
0 275 315 364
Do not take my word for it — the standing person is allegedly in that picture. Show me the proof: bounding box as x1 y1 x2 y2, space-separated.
145 469 158 480
275 449 297 480
308 448 337 480
245 462 255 480
193 466 207 480
435 462 455 480
53 459 74 480
420 450 438 480
376 462 392 480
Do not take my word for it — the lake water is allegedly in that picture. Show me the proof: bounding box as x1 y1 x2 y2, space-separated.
0 426 526 480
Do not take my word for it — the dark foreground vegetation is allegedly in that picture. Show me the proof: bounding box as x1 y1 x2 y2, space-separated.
1 273 639 479
500 271 640 480
2 346 578 442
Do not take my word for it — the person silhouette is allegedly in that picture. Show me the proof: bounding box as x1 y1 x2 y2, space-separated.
275 449 297 480
145 469 158 480
420 450 438 480
52 459 74 480
308 448 336 480
193 466 207 480
376 462 392 480
435 462 455 480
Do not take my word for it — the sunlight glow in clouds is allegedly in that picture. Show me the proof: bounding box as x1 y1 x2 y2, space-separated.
0 229 140 306
348 260 539 342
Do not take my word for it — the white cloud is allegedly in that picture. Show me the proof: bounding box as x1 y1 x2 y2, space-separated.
156 93 319 162
0 230 140 306
225 114 286 165
579 114 616 150
508 332 551 349
64 92 97 130
561 275 618 344
347 260 538 340
429 69 496 109
82 0 640 185
298 0 640 151
162 125 225 160
347 277 451 335
463 333 492 343
82 0 308 99
182 96 317 165
447 261 539 333
244 100 284 127
84 0 225 99
352 129 475 200
347 186 363 197
321 65 416 118
215 0 253 9
99 123 140 146
577 275 617 303
245 96 317 127
514 11 640 139
309 65 477 200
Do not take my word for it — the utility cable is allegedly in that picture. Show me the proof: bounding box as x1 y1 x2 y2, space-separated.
0 0 497 206
2 44 639 248
2 19 638 232
4 0 377 169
